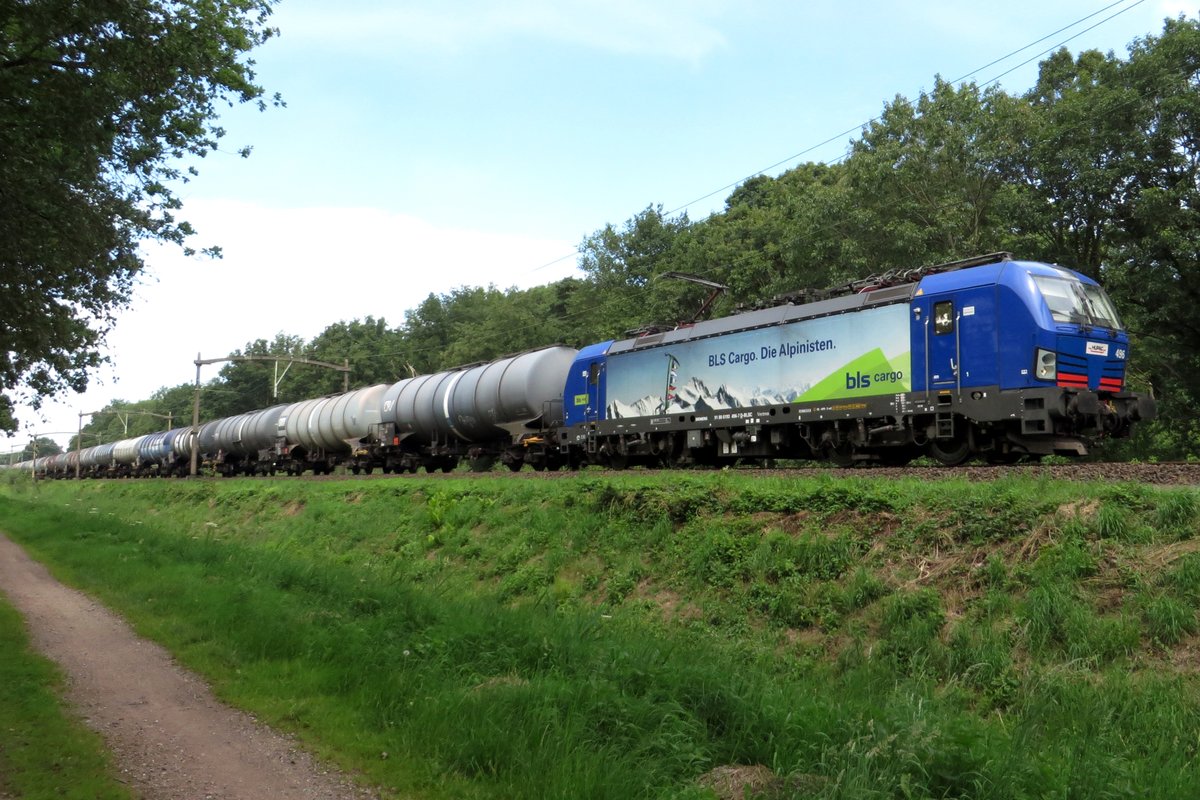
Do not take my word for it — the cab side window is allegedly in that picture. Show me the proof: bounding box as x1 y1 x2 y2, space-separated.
934 301 955 335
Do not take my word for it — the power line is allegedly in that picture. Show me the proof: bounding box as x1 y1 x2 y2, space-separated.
90 0 1168 410
664 0 1148 221
529 0 1149 274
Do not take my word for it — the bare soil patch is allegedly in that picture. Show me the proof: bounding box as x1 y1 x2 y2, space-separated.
0 533 379 800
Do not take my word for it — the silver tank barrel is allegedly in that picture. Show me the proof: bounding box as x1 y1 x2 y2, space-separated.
382 345 575 443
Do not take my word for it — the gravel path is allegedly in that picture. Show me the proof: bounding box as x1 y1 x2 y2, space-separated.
0 533 381 800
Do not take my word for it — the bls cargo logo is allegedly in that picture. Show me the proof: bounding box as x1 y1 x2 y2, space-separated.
845 369 905 389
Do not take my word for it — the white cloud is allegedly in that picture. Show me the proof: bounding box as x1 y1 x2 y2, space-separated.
6 199 578 451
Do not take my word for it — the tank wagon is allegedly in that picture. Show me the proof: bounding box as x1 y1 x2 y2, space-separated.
42 253 1155 478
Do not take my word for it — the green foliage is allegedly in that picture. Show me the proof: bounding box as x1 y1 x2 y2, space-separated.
1163 553 1200 604
1155 490 1199 537
0 596 132 798
0 0 280 432
878 588 945 671
15 436 63 461
1141 593 1198 646
5 473 1200 798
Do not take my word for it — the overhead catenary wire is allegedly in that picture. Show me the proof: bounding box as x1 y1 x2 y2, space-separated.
128 0 1167 388
22 1 1177 448
528 0 1149 276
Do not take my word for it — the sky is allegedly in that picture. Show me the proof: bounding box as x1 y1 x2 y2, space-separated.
7 0 1196 455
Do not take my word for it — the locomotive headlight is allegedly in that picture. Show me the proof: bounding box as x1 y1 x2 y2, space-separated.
1035 348 1057 381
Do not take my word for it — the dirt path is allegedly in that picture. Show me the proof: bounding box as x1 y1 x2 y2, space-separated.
0 533 381 800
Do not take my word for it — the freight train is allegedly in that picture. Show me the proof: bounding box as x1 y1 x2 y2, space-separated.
14 253 1156 478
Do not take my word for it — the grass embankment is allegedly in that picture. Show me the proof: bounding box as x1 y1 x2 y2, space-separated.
1 471 1199 799
0 593 132 799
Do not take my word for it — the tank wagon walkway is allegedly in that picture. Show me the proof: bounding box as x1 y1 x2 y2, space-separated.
0 533 378 800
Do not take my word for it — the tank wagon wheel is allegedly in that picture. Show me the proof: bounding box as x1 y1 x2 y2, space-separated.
506 460 524 473
469 455 496 472
351 466 361 475
440 458 457 473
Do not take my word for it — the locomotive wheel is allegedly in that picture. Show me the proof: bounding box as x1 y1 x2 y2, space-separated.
929 437 972 466
874 445 918 467
826 442 856 468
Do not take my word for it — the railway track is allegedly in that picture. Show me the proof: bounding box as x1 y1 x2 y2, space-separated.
291 461 1200 485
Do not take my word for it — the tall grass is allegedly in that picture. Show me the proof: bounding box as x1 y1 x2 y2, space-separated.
2 473 1199 798
0 594 132 799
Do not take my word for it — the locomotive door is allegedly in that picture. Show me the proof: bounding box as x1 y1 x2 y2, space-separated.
586 360 604 423
924 297 960 390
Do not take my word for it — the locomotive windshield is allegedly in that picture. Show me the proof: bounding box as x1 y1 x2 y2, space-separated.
1032 273 1123 330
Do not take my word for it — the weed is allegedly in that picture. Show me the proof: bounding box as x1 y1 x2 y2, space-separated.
1163 553 1200 604
878 588 945 671
1141 593 1198 646
1155 490 1198 536
0 596 132 799
983 552 1009 590
1096 502 1134 541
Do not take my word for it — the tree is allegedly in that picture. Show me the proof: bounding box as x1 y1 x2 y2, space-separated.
206 334 307 418
574 205 691 338
0 0 280 433
844 78 1026 270
1015 48 1135 274
23 436 63 460
1101 17 1200 456
307 317 409 395
75 399 175 449
674 163 855 309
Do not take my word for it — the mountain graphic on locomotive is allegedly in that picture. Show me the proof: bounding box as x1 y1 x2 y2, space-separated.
20 253 1157 478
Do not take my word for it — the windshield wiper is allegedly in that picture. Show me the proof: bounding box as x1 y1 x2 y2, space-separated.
1070 283 1102 329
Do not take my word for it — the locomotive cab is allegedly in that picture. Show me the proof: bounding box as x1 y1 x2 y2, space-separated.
913 260 1155 458
1019 264 1155 440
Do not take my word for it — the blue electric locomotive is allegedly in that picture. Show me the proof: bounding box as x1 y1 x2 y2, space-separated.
561 252 1155 466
